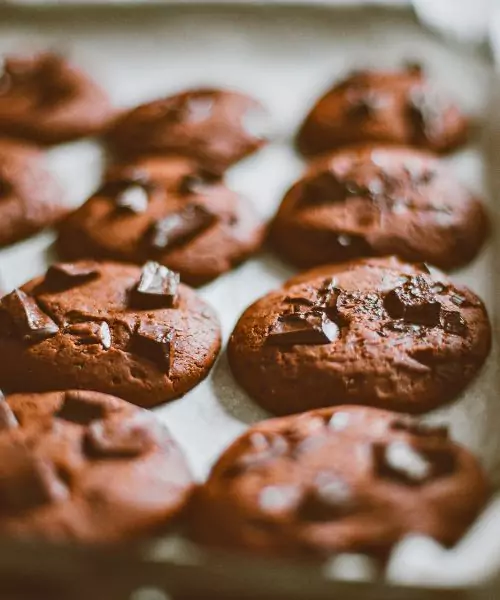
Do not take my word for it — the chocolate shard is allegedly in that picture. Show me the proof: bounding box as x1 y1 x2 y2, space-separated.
56 390 107 425
66 321 111 350
131 261 179 310
0 289 59 342
373 440 455 485
45 263 99 289
0 446 69 512
391 418 449 439
149 204 217 251
131 322 175 372
0 392 18 431
115 184 149 214
85 415 158 459
384 275 442 327
267 310 340 346
440 309 468 337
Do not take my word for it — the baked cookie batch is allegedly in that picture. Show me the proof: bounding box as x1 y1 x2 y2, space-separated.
0 53 492 564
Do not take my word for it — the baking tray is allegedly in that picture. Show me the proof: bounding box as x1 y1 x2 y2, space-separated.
0 2 499 598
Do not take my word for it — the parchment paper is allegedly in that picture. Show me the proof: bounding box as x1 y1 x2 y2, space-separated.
0 4 498 587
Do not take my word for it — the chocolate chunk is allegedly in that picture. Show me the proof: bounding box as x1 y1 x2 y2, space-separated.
131 261 179 310
45 263 99 289
56 390 107 425
373 440 455 485
440 309 467 337
391 418 449 439
267 311 340 346
0 392 18 431
0 445 68 512
149 204 217 251
450 292 467 307
259 485 301 514
0 289 59 342
384 276 441 326
66 321 111 349
85 415 157 459
115 184 149 214
316 278 341 308
131 322 175 372
407 87 443 143
299 472 352 521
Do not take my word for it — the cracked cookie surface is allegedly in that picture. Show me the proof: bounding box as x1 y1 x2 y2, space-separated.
0 261 221 407
191 406 489 559
228 257 491 415
0 389 193 543
270 146 488 271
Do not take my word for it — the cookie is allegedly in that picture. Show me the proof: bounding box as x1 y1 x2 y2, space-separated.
0 389 193 543
0 261 221 408
57 156 265 287
190 406 489 559
269 146 488 271
297 64 468 157
105 88 270 173
0 52 115 144
227 257 491 415
0 138 66 247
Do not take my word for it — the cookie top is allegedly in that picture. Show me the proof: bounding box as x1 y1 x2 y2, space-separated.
0 52 115 144
296 65 468 157
57 156 265 287
269 146 488 270
0 139 67 247
227 257 491 415
191 406 488 559
106 88 269 173
0 261 221 408
0 389 193 543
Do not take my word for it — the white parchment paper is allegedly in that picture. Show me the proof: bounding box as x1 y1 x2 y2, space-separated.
0 4 498 587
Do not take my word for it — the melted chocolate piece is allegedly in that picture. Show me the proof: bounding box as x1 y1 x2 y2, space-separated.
267 311 340 346
45 263 99 290
384 276 441 327
131 322 175 372
391 418 449 439
131 261 179 310
440 309 468 337
149 204 217 251
0 392 18 431
66 321 111 349
56 390 107 425
1 289 59 342
374 440 455 485
115 184 149 214
85 416 157 459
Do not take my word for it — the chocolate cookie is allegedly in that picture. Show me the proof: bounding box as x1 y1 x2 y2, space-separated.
105 88 269 173
269 146 488 271
297 64 468 157
57 156 265 287
190 406 489 559
227 258 491 415
0 52 115 144
0 389 193 543
0 261 221 408
0 139 66 247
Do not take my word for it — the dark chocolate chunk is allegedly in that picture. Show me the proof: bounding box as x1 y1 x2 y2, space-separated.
85 415 157 459
56 390 107 425
440 309 468 337
267 311 340 346
450 292 467 307
391 418 449 439
115 184 149 214
66 321 111 349
373 440 455 485
130 261 179 310
0 392 18 431
45 263 99 289
131 322 175 372
149 204 217 251
0 289 59 342
384 275 441 326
